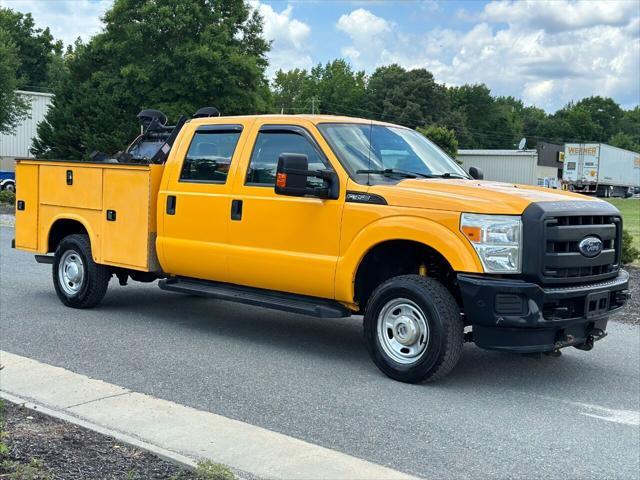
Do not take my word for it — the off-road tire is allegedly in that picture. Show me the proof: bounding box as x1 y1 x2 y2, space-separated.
53 234 111 308
363 275 464 383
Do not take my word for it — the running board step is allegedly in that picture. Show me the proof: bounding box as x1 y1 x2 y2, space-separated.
158 277 351 318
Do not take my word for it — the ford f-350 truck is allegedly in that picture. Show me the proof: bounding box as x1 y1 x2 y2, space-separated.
13 112 629 383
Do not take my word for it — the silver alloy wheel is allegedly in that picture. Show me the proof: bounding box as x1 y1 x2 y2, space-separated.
377 298 429 365
58 250 85 296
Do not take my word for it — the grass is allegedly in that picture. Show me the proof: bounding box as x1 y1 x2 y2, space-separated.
0 399 7 460
194 461 235 480
607 198 640 252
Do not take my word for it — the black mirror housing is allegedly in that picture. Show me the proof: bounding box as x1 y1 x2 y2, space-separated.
275 153 339 199
469 166 484 180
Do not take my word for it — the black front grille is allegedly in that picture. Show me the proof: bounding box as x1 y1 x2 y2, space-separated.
542 214 620 282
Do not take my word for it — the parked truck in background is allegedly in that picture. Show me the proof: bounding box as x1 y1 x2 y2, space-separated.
0 158 16 192
562 143 640 197
12 111 630 383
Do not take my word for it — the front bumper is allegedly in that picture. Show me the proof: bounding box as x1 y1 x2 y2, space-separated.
458 270 629 353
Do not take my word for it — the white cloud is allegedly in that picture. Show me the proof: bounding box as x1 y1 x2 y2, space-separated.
481 0 637 33
523 80 555 104
249 1 312 75
337 8 391 44
336 8 392 69
336 2 640 111
1 0 110 47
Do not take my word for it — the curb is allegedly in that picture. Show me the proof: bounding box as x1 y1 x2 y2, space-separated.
0 352 419 480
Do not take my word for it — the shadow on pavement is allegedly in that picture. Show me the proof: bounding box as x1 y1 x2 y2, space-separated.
92 282 625 397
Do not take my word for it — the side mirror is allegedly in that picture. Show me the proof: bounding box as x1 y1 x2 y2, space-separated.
469 166 484 180
275 153 339 199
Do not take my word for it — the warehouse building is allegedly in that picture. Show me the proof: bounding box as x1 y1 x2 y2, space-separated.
456 142 563 187
0 90 53 173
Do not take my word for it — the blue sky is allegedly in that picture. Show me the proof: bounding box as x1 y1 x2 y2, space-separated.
266 1 488 66
2 0 639 112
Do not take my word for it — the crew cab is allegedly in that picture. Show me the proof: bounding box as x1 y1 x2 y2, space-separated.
13 112 630 383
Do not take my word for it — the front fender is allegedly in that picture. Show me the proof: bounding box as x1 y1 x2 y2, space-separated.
334 214 483 304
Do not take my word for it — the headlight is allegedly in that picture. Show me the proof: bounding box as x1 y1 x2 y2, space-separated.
460 213 522 273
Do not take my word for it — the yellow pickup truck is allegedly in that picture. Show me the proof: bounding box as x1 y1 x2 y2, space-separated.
13 111 629 382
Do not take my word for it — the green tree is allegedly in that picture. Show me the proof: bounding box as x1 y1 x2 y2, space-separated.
448 84 504 148
618 107 640 147
366 65 450 129
519 105 548 146
310 59 366 116
0 28 29 134
33 0 270 159
608 132 640 153
542 99 622 144
271 68 313 113
270 59 365 117
0 8 61 90
417 125 459 159
573 96 624 142
622 230 640 265
493 96 525 148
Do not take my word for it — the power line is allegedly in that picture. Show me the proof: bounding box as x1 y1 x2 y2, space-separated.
273 99 607 146
274 101 555 145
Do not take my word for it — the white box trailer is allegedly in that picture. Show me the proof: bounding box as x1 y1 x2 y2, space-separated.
562 143 640 197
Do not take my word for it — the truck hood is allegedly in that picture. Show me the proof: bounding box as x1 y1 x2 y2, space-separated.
371 179 602 214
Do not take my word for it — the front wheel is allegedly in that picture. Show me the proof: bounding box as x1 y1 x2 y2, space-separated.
53 234 111 308
363 275 464 383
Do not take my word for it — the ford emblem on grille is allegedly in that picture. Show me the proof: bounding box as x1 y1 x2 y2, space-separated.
578 236 603 257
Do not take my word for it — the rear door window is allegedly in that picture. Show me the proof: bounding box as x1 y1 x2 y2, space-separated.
180 127 242 183
246 130 328 187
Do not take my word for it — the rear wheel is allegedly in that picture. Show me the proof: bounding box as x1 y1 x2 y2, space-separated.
363 275 464 383
53 234 110 308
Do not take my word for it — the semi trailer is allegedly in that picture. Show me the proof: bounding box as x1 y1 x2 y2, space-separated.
562 143 640 197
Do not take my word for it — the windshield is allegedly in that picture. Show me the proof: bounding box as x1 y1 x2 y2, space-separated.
317 123 468 184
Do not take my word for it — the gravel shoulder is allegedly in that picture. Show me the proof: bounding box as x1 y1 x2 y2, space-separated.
0 204 14 215
0 400 206 480
615 265 640 325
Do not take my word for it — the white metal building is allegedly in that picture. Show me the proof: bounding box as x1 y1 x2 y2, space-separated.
0 90 53 172
456 149 560 187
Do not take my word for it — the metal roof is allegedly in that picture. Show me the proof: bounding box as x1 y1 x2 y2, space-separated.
457 149 537 156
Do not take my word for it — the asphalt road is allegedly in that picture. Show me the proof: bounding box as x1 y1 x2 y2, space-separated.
1 226 639 479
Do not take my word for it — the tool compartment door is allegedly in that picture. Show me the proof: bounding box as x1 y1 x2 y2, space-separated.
102 168 152 269
39 165 103 210
14 163 39 250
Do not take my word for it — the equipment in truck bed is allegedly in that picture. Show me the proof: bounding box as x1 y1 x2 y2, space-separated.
91 106 220 165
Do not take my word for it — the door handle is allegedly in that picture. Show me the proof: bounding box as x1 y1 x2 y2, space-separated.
166 195 176 215
231 199 243 221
